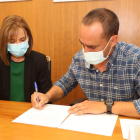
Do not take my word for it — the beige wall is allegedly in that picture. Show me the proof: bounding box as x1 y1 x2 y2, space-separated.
0 0 140 105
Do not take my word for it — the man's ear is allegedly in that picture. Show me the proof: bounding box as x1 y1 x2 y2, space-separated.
111 35 118 47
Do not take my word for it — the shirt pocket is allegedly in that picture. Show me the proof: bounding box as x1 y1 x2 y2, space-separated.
112 70 134 101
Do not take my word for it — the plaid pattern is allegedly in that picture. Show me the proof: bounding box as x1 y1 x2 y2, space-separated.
54 41 140 114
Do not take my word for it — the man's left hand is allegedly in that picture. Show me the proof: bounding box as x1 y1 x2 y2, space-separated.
68 100 106 115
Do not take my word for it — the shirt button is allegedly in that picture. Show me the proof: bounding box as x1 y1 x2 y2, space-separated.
100 84 103 87
114 86 118 89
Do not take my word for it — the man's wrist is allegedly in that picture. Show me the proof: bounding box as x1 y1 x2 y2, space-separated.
104 99 114 114
45 94 50 103
101 101 106 113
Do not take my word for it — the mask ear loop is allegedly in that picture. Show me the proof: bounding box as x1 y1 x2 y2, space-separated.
103 37 112 58
82 45 85 53
82 37 112 56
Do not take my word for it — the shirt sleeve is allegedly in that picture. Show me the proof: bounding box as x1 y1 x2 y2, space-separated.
54 58 78 96
133 60 140 114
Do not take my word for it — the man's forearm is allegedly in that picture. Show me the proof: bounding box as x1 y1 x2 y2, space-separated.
46 85 64 103
112 102 140 118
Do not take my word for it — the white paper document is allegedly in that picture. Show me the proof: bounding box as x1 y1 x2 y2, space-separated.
120 119 140 139
12 104 70 127
0 0 30 2
59 113 118 136
13 104 118 136
54 0 88 2
53 0 111 2
128 125 140 140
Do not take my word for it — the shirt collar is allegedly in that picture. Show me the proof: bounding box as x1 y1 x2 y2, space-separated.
85 61 95 70
106 42 120 68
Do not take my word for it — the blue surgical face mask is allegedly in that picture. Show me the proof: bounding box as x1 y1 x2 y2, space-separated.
83 37 112 65
7 40 29 57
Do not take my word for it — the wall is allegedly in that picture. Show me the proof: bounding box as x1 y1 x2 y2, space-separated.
0 0 140 105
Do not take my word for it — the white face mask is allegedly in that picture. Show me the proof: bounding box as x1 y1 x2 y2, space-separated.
83 37 112 65
7 40 29 57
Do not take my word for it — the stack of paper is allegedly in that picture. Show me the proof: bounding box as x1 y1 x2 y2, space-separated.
128 125 140 140
120 119 140 139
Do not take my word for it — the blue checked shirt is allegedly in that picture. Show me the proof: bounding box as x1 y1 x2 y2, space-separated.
54 41 140 114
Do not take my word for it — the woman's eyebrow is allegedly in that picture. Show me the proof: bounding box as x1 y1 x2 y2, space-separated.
20 37 26 39
8 38 15 41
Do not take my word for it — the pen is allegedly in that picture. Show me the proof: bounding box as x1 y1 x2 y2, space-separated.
34 82 39 103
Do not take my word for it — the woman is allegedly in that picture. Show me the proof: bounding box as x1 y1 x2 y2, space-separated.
0 15 52 102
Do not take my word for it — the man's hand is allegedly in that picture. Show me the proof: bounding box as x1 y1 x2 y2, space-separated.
31 92 50 109
68 100 106 115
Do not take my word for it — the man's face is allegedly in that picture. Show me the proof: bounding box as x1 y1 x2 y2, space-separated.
79 22 112 58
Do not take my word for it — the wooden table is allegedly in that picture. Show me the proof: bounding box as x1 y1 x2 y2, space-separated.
0 100 137 140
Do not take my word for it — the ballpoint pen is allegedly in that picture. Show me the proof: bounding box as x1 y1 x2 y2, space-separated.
34 82 39 103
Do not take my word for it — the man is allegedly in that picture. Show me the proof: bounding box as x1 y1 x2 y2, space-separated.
32 8 140 118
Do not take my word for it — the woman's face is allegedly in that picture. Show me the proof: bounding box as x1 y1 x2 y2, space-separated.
8 28 27 44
